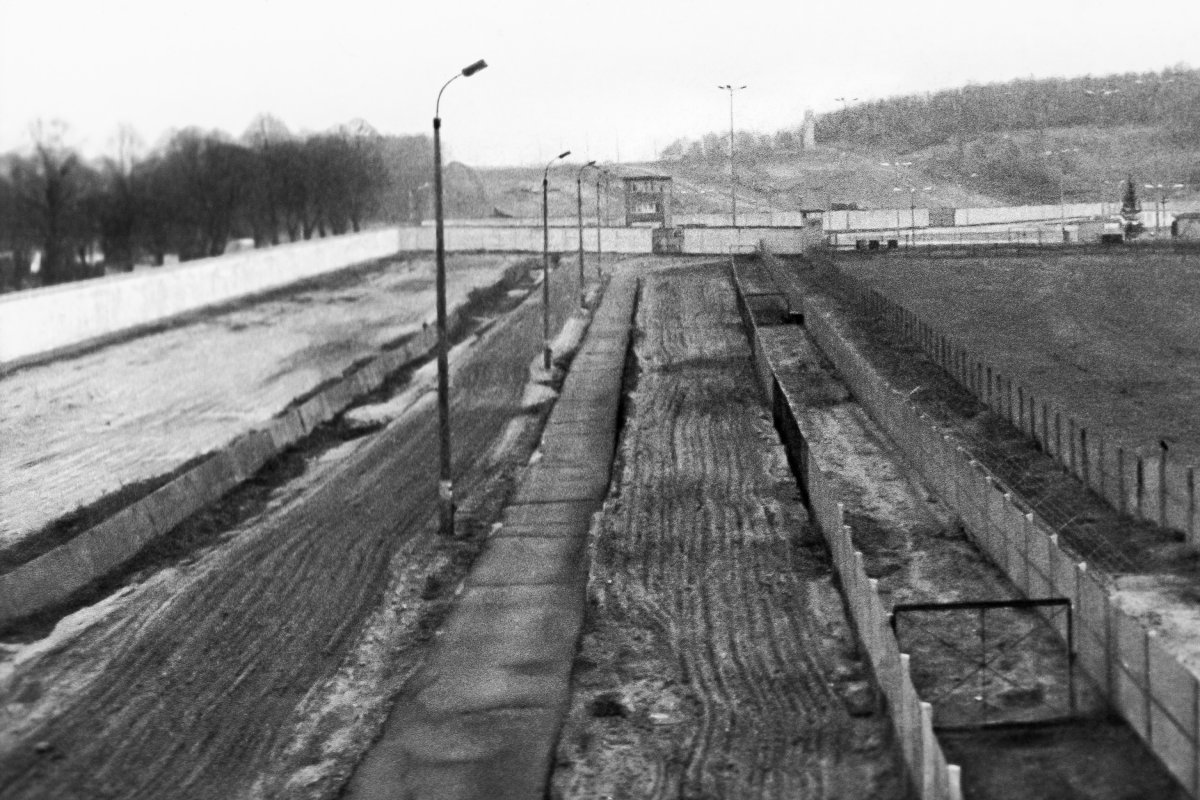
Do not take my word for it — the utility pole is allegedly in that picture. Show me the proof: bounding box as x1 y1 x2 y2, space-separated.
718 84 746 227
543 150 571 369
432 58 487 537
576 160 596 307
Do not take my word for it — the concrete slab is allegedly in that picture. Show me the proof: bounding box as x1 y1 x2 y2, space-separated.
537 431 617 465
500 501 595 535
512 466 610 504
467 536 588 586
344 706 562 800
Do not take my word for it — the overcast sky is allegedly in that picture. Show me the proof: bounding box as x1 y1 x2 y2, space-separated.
2 0 1197 166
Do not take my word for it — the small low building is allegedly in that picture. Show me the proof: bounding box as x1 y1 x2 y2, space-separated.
1172 212 1200 240
622 175 673 228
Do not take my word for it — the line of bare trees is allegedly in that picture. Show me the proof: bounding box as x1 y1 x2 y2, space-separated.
0 116 435 291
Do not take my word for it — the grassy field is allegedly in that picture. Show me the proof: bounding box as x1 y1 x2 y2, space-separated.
839 247 1200 462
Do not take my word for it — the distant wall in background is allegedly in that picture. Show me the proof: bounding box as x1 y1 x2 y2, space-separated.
0 230 400 367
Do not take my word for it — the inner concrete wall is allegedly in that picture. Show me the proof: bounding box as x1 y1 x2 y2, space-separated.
678 226 819 255
1 225 655 368
1 229 401 367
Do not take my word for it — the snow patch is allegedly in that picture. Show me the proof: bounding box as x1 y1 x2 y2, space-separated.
343 337 475 429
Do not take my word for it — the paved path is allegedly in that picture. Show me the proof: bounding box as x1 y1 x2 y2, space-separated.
345 272 637 800
0 255 517 555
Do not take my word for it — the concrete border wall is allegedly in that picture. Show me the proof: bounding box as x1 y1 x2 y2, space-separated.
0 320 448 624
824 201 1200 233
679 226 819 255
832 268 1199 542
0 229 401 366
399 225 653 254
0 258 545 625
3 226 654 368
729 261 963 800
778 261 1200 798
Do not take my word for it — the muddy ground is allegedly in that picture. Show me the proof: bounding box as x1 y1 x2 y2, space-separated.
0 255 589 799
834 248 1200 464
552 263 909 799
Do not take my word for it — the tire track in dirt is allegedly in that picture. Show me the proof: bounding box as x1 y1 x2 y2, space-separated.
0 265 584 800
552 264 907 800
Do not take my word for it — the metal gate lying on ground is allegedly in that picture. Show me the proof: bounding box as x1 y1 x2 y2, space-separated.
891 597 1075 729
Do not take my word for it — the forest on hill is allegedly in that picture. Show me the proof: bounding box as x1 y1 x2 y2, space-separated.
658 66 1200 205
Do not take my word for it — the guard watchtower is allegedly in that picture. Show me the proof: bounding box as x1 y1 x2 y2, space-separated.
622 175 673 228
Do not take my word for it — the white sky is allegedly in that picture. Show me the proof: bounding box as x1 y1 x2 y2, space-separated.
1 0 1197 166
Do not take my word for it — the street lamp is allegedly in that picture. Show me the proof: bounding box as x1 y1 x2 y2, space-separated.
432 57 487 537
576 160 597 307
543 150 571 369
718 84 747 227
595 169 608 280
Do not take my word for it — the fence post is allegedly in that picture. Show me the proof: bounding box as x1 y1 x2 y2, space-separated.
1041 402 1050 455
1018 386 1025 431
1081 427 1090 488
987 367 993 407
1189 467 1196 544
1160 441 1169 529
1098 435 1106 498
1069 418 1077 477
1055 413 1063 470
1115 446 1127 514
1137 455 1146 520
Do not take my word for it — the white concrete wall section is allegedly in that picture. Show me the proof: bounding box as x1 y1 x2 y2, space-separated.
439 226 652 254
955 204 1099 226
678 226 817 255
825 209 932 232
0 229 401 366
675 212 811 227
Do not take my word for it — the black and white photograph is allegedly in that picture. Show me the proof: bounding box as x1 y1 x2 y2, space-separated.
2 0 1200 797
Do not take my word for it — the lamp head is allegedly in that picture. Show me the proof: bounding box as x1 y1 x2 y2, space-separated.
462 59 488 77
558 150 571 159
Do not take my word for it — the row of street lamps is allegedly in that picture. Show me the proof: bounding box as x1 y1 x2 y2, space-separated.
432 58 613 536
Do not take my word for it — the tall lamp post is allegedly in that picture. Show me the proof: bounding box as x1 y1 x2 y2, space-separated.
718 84 746 227
543 150 571 369
595 169 607 279
432 58 487 537
576 160 597 307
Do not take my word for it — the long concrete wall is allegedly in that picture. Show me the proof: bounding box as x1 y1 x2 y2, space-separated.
678 226 820 255
826 201 1200 233
1 225 655 368
0 229 401 367
416 225 653 254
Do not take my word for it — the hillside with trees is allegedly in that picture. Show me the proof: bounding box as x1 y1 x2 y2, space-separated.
657 66 1200 207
